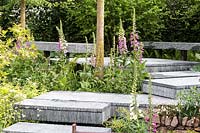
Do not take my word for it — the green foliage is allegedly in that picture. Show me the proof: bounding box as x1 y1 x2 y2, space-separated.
0 25 47 129
76 53 148 94
177 87 200 118
162 0 200 42
2 0 199 49
106 109 148 133
0 83 26 131
48 57 79 91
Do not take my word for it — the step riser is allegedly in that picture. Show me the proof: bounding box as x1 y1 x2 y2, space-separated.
143 83 200 99
146 65 192 72
142 83 179 99
18 108 110 125
142 76 200 99
15 99 111 125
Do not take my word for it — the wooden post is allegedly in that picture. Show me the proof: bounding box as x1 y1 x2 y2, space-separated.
96 0 104 78
20 0 26 28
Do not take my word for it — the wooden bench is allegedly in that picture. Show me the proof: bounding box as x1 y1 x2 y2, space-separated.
34 41 94 57
34 41 200 60
143 42 200 60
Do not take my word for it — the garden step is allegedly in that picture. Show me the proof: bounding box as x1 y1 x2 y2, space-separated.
74 57 199 72
150 71 200 79
142 77 200 99
34 91 177 115
3 122 112 133
15 99 111 125
144 58 199 72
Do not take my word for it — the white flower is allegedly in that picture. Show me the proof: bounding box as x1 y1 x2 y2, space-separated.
138 109 144 118
130 112 138 120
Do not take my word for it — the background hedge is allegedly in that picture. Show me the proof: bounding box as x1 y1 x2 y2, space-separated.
1 0 199 51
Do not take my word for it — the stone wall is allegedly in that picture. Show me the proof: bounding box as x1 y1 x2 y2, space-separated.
154 115 200 132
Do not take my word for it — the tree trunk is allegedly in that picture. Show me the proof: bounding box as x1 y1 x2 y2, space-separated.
96 0 104 78
20 0 26 28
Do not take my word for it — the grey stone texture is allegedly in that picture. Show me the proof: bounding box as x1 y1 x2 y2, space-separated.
34 91 177 113
144 58 199 72
3 122 112 133
4 91 177 132
143 42 200 50
34 41 94 53
74 57 200 72
15 99 111 125
151 71 200 79
142 77 200 99
35 41 200 52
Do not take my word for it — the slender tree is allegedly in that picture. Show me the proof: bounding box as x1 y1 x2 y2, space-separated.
96 0 104 78
20 0 26 28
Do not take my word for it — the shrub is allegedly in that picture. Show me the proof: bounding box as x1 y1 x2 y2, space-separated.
0 25 47 129
177 87 200 118
0 83 26 131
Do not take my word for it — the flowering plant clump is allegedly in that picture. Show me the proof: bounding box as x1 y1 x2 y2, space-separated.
0 25 47 130
129 7 145 121
145 113 159 133
118 19 127 55
107 8 151 133
130 8 144 63
1 24 39 59
56 20 69 57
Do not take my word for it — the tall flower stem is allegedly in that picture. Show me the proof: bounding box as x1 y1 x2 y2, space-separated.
148 75 153 133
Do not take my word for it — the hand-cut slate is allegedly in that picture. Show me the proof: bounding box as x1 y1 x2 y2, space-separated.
151 71 200 79
15 99 111 125
74 57 200 72
34 91 177 115
3 122 112 133
144 58 199 72
142 77 200 99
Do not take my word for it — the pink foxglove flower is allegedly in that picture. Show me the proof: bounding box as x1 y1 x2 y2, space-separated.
26 41 31 48
118 19 127 54
58 38 62 51
16 40 21 49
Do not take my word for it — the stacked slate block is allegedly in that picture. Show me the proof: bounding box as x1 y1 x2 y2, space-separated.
3 90 177 133
142 60 200 99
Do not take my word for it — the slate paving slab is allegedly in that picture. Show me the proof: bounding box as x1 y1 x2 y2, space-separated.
34 91 177 115
145 58 199 72
3 122 112 133
15 99 111 125
74 57 199 72
142 77 200 99
151 71 200 79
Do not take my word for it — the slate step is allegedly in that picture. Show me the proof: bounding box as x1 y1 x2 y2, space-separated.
34 91 177 115
145 58 199 72
150 71 200 79
14 92 177 125
142 77 200 99
15 99 111 125
3 122 112 133
74 57 199 72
